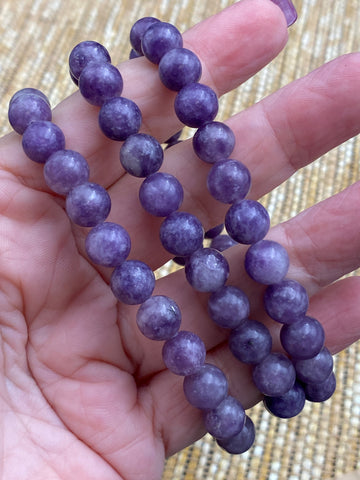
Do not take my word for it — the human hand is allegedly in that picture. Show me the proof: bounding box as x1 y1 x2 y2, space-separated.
1 0 360 479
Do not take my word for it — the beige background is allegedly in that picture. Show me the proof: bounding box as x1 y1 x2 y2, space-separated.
0 0 359 479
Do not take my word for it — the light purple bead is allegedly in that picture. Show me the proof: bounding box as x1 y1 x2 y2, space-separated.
210 234 237 252
217 415 255 454
79 62 123 106
159 47 202 91
280 316 325 360
44 149 90 195
141 22 183 64
136 295 181 341
225 200 270 245
193 121 235 164
8 93 52 134
69 40 111 84
99 97 142 141
252 352 296 397
160 211 204 257
110 260 155 305
139 172 184 217
207 159 251 204
183 364 228 410
294 347 334 384
208 285 250 329
130 17 161 55
85 222 131 267
9 88 50 107
229 319 272 365
244 240 289 285
270 0 298 27
304 372 336 402
203 395 245 440
65 182 111 227
162 331 206 376
185 247 229 292
174 83 218 128
264 279 309 324
120 133 163 177
22 121 65 163
263 381 305 418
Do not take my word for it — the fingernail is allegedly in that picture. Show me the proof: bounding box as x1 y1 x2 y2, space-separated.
270 0 298 27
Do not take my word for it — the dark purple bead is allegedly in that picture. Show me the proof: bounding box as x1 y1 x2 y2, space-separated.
136 295 181 341
8 93 52 135
264 279 309 324
172 256 188 266
99 97 142 141
174 83 218 128
244 240 289 285
304 372 336 402
164 129 182 145
217 415 255 454
141 21 183 64
207 159 251 204
159 48 202 91
110 260 155 305
205 223 224 239
294 347 334 384
252 352 296 397
65 182 111 227
129 49 143 59
9 88 50 107
130 17 161 55
183 364 228 410
280 316 325 360
120 133 163 177
69 40 111 84
139 172 183 217
229 319 272 365
203 395 245 440
193 121 235 164
210 234 237 252
44 149 90 195
162 331 206 376
79 63 123 106
22 121 65 163
263 381 306 418
85 222 131 267
160 211 204 257
185 247 229 292
225 200 270 245
208 285 250 329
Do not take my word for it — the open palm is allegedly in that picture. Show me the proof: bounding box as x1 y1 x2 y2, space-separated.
0 1 360 479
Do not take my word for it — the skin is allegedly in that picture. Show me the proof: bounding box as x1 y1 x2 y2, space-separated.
0 0 359 478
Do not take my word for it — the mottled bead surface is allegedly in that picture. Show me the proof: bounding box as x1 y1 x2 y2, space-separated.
225 200 270 245
203 395 245 440
162 331 206 376
139 172 183 217
217 415 255 454
85 222 131 267
160 211 204 256
280 316 325 359
9 88 50 107
185 248 229 292
9 93 52 134
229 319 272 365
44 149 90 195
159 47 202 91
264 279 309 324
99 97 142 141
207 159 251 204
130 17 160 55
174 83 218 128
141 21 183 64
252 353 296 397
69 40 111 84
120 133 163 177
294 347 334 384
244 240 289 285
110 260 155 305
304 372 336 402
210 234 237 252
263 382 306 418
136 295 181 340
65 182 111 227
22 121 65 163
79 62 123 106
208 285 250 329
183 364 228 410
193 121 235 164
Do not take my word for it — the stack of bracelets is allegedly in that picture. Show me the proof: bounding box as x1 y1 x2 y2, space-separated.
7 16 336 455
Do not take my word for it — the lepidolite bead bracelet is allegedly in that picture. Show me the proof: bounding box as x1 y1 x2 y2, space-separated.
7 15 335 456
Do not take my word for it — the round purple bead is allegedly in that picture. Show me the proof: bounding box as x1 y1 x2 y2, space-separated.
193 121 235 164
217 415 255 454
244 240 290 285
99 97 142 141
294 347 334 384
203 395 245 440
9 88 50 107
79 62 123 106
159 47 202 91
229 319 272 365
110 260 155 305
208 285 250 329
65 182 111 227
304 371 336 402
185 247 229 293
252 352 296 397
207 159 251 204
162 331 206 376
210 234 237 252
160 211 204 257
130 17 161 55
139 172 183 217
44 149 90 195
120 133 163 177
9 93 52 135
225 200 270 245
22 121 65 163
141 21 183 64
85 222 131 267
183 364 228 410
280 316 325 360
69 40 111 84
136 295 181 341
264 279 309 324
263 381 306 418
174 83 218 128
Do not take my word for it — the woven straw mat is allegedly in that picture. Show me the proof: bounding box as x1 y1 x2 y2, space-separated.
0 0 359 479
